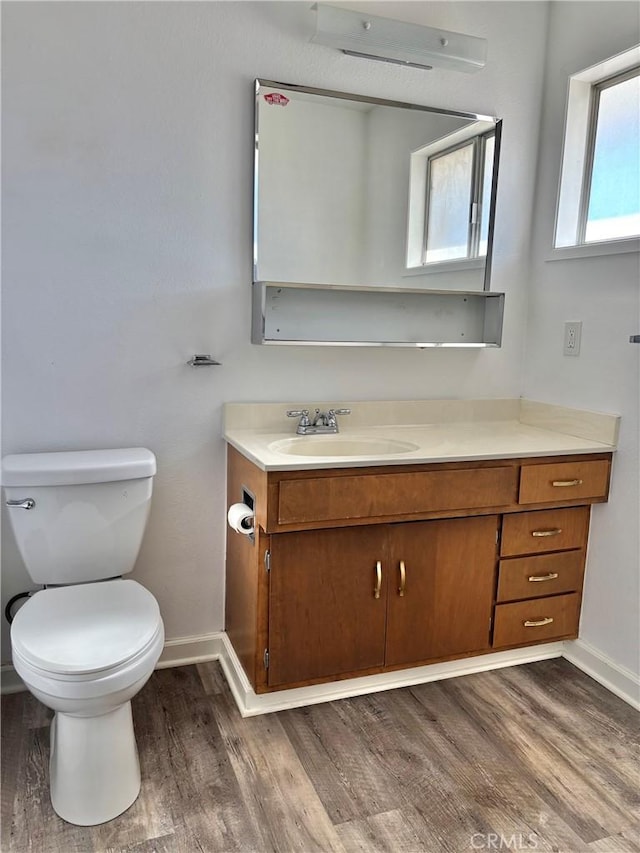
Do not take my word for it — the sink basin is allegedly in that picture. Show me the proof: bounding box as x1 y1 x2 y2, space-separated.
269 436 420 457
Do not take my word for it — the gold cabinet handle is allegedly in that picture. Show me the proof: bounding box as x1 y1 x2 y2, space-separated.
374 561 382 599
552 479 583 487
532 528 562 537
523 617 554 627
398 560 406 597
528 572 560 582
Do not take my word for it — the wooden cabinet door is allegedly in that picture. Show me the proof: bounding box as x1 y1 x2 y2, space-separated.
385 516 498 667
268 526 388 687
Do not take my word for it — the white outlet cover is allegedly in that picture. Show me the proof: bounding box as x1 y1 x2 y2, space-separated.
563 321 582 356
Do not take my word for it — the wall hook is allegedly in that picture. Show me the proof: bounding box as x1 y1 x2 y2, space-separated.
187 354 221 366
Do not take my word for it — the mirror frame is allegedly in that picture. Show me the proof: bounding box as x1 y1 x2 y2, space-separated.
253 78 502 293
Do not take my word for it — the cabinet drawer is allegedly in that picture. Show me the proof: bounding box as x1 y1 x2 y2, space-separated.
519 459 610 505
497 550 584 602
277 466 517 525
492 593 580 649
500 507 589 557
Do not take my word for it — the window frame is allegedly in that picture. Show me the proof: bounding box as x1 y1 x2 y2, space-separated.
422 129 495 266
551 46 640 259
578 65 640 245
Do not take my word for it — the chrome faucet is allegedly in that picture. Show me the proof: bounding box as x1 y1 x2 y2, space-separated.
287 407 351 435
312 409 331 427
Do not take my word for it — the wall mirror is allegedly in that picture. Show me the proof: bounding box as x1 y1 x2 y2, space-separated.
254 79 502 293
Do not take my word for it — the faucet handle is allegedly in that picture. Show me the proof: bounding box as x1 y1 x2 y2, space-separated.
287 409 310 425
326 408 351 430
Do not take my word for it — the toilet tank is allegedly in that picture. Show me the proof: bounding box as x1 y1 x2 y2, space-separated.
2 448 156 585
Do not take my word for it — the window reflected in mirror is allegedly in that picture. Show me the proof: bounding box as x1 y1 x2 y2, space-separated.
417 129 495 266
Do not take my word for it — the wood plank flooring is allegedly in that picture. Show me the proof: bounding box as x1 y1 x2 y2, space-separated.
1 659 638 852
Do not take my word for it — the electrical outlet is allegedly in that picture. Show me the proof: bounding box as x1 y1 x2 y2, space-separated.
563 321 582 356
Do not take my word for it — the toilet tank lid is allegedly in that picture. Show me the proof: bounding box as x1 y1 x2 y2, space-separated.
1 448 156 486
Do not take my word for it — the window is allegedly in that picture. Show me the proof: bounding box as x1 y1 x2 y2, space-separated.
583 70 639 243
405 121 497 271
424 132 495 264
555 47 640 251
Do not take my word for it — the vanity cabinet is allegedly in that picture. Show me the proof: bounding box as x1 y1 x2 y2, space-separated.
225 447 611 694
267 516 498 687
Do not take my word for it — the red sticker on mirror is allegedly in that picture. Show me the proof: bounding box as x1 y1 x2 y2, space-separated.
264 93 290 106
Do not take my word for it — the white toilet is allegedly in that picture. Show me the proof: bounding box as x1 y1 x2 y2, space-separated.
2 448 165 826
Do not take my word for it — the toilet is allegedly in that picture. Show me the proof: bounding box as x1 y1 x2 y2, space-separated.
2 448 165 826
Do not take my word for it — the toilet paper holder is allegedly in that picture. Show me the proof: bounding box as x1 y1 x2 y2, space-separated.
240 487 256 543
242 487 255 511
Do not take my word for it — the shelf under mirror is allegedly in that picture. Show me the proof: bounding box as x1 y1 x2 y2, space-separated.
252 282 505 348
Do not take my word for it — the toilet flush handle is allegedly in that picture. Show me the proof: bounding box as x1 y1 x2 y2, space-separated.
6 498 35 510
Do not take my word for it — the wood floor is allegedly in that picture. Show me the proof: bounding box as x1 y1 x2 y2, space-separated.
2 659 638 853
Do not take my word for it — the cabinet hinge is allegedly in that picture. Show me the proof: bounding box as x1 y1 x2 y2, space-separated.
263 648 269 669
264 549 271 572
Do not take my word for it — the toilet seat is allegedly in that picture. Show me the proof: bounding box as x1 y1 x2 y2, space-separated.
12 579 161 675
11 580 164 700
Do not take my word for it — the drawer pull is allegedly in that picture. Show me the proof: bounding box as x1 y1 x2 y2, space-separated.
398 560 406 597
374 561 382 599
552 479 583 487
531 528 562 537
523 617 554 627
528 572 560 582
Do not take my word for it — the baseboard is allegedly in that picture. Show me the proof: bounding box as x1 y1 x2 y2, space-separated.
156 632 225 669
3 633 637 716
218 634 566 717
1 664 26 695
563 638 640 711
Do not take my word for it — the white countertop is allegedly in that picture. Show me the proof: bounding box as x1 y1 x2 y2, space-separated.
223 399 619 472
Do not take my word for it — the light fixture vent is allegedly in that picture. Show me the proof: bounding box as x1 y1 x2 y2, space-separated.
311 4 487 73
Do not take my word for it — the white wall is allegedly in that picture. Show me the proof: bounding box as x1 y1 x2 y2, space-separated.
257 93 368 284
1 1 550 660
524 2 640 675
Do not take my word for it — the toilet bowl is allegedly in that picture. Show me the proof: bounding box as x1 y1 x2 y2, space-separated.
12 580 164 825
2 448 164 826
